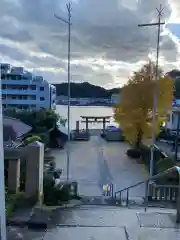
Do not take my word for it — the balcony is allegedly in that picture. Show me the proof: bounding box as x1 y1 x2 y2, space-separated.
2 99 38 105
2 89 37 95
1 79 32 85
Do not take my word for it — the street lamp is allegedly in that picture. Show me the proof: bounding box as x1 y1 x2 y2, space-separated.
54 2 72 181
0 67 7 239
138 4 165 177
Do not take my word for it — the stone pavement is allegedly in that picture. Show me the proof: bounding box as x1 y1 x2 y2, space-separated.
41 206 180 240
52 136 148 198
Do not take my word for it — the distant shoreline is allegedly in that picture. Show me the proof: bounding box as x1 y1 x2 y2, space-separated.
56 103 113 107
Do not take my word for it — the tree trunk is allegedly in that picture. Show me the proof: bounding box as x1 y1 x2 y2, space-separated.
135 128 143 149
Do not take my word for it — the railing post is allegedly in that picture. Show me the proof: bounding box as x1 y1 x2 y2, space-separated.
144 180 148 212
176 179 180 223
126 189 129 206
111 183 113 198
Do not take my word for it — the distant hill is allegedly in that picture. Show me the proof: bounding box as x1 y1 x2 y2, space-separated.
54 82 120 98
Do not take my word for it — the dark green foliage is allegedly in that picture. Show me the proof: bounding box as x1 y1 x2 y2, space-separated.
126 148 141 158
156 128 177 142
54 82 120 98
126 143 177 184
167 69 180 98
4 108 60 131
5 192 25 217
138 144 176 183
4 108 65 147
43 179 71 205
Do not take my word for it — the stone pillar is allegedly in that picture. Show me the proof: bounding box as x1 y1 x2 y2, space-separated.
76 121 79 132
25 141 44 206
103 118 106 131
8 158 20 193
85 118 88 132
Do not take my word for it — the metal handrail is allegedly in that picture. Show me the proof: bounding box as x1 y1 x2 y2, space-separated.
114 166 180 223
114 166 180 197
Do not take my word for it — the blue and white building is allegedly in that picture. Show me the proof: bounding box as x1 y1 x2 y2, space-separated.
165 99 180 130
0 63 56 111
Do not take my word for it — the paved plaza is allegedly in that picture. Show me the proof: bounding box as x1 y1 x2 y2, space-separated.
19 136 180 239
52 135 148 198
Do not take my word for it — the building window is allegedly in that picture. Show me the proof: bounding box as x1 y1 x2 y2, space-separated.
40 87 44 91
30 95 36 100
31 85 36 90
40 97 45 101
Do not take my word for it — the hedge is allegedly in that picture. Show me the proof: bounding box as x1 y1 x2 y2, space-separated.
138 144 177 183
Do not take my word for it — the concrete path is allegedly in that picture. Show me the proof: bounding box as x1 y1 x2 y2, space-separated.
52 136 147 198
43 206 180 240
13 206 180 239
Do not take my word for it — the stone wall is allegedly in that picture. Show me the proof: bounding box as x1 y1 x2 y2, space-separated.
5 141 44 205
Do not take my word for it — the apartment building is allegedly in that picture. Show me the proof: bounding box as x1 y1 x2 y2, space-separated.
0 63 56 111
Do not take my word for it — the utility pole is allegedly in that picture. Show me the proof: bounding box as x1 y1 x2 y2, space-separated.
55 2 72 181
0 66 6 239
138 4 165 177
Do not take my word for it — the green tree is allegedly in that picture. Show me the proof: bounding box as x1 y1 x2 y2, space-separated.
4 108 62 132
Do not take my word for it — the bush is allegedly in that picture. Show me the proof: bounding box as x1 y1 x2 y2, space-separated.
5 192 25 217
126 148 141 158
24 135 42 145
43 178 71 205
138 144 177 183
138 144 163 174
157 157 175 173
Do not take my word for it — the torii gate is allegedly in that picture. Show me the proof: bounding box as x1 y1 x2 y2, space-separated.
80 115 111 132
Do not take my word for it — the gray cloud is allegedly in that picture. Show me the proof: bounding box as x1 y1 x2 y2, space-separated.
0 0 179 87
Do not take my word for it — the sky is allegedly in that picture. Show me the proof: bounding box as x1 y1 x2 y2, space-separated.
0 0 180 88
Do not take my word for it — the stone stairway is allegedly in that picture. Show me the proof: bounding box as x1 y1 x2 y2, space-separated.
9 196 180 240
43 203 180 240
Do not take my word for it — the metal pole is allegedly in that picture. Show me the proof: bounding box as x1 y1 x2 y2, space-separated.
138 4 165 177
0 68 7 239
149 11 161 177
175 112 180 161
67 3 71 181
54 2 72 181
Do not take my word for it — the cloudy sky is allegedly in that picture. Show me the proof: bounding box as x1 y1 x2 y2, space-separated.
0 0 180 88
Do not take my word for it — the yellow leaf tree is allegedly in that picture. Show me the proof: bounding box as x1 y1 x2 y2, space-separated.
114 62 173 148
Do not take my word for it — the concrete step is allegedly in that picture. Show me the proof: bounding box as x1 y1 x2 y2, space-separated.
80 195 176 209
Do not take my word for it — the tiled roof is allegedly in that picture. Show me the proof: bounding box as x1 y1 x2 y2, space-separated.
3 116 32 142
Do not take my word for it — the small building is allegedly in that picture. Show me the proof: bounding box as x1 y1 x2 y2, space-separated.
1 63 56 111
165 99 180 131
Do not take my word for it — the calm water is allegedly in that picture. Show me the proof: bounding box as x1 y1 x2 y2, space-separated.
56 105 116 130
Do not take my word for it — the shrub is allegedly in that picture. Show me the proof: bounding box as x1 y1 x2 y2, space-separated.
24 135 42 145
43 178 71 205
5 192 25 217
157 157 175 173
126 148 141 158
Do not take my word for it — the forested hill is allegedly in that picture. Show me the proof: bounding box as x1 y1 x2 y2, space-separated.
54 82 120 98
